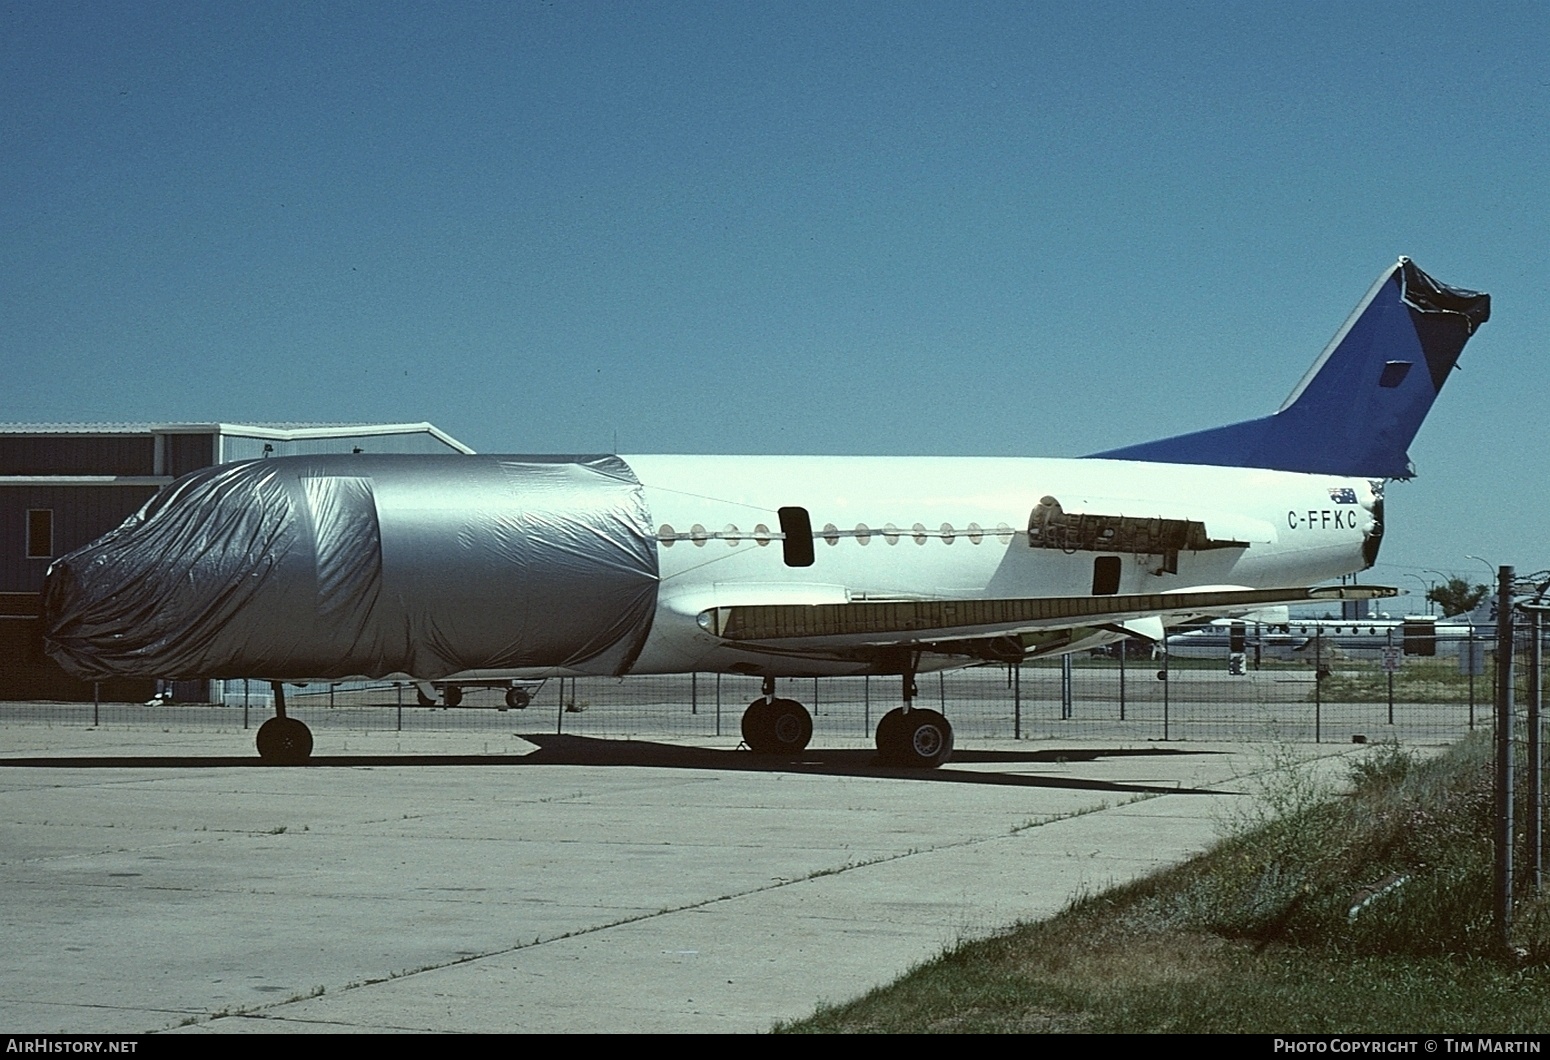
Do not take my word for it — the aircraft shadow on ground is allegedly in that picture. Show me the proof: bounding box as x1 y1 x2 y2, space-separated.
0 735 1228 795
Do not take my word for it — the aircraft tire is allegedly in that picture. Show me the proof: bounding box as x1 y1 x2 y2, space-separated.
766 698 812 752
743 698 813 754
878 709 953 768
256 717 314 765
505 686 531 710
741 699 773 750
874 707 908 761
416 687 436 707
443 685 463 707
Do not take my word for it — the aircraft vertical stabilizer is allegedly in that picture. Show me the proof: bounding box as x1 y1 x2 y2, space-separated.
1090 259 1489 479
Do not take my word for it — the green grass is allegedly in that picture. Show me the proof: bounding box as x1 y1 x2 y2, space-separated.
778 734 1550 1033
1314 659 1499 704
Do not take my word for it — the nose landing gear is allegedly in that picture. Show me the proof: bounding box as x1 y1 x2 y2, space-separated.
256 682 314 764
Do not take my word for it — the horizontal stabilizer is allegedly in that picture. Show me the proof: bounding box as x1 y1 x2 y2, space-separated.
1091 259 1489 479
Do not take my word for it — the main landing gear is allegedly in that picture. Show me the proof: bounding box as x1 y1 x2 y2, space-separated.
741 676 814 755
874 664 954 769
256 682 313 764
738 666 955 769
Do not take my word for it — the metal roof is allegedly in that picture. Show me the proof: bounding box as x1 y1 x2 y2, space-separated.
0 422 474 452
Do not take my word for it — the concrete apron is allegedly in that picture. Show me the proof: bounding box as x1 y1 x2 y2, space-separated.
0 724 1385 1033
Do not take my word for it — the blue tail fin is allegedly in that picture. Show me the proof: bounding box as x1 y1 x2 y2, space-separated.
1090 258 1490 479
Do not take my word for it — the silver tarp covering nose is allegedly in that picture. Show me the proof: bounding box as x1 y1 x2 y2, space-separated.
43 454 660 682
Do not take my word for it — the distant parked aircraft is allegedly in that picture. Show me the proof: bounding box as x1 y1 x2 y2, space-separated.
1163 602 1495 665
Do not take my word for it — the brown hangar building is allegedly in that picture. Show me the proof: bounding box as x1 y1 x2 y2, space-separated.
0 422 471 702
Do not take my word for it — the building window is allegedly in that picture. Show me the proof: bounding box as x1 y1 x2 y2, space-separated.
27 509 53 559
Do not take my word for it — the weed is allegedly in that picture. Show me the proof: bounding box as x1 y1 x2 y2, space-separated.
1347 738 1417 790
1218 742 1333 843
779 732 1548 1033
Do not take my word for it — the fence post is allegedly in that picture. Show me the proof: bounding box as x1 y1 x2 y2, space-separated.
1469 626 1477 730
1493 566 1516 953
1013 662 1021 740
1528 606 1543 896
1314 629 1322 744
1118 640 1126 721
1386 626 1395 726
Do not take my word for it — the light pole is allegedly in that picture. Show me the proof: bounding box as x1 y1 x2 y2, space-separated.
1405 574 1433 615
1466 556 1500 623
1423 568 1451 616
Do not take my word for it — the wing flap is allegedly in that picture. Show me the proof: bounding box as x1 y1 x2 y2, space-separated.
699 585 1395 647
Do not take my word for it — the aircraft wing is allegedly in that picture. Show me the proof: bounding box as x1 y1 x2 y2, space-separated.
698 585 1395 652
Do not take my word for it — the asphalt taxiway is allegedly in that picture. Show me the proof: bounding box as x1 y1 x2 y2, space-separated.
0 721 1384 1033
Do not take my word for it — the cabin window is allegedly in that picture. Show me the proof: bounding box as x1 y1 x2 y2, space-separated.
1092 555 1121 596
778 506 815 567
26 509 53 559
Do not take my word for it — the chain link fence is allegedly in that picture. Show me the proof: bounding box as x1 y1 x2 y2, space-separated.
2 626 1519 747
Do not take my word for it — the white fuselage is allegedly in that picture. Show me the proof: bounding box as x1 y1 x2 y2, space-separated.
615 454 1378 678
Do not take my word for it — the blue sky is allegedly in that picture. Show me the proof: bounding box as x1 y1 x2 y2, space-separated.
3 2 1545 598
